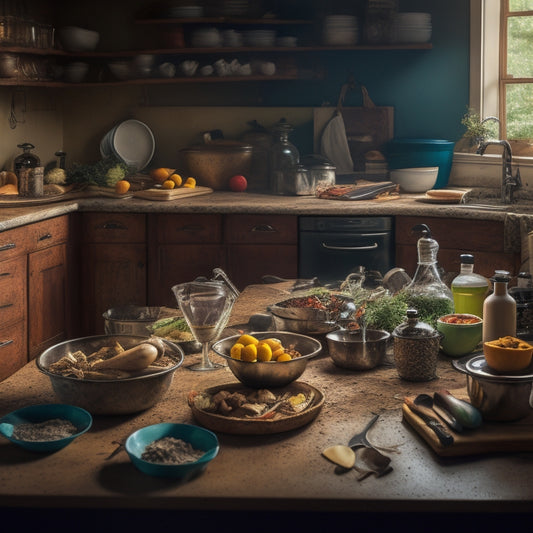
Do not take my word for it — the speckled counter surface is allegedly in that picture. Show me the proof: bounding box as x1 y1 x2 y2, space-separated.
1 282 533 525
0 191 520 233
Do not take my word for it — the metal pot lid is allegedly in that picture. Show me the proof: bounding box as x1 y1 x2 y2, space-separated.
301 154 336 169
181 140 252 153
453 353 533 382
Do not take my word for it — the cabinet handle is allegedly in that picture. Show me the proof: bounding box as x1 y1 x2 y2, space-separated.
0 339 14 348
102 222 127 230
0 242 16 252
321 242 379 251
0 271 11 277
178 224 204 232
0 303 13 310
38 233 52 241
252 224 276 233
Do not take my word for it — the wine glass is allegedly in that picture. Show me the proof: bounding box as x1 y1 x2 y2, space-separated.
172 280 236 371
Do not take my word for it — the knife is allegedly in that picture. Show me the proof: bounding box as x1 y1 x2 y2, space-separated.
404 397 454 447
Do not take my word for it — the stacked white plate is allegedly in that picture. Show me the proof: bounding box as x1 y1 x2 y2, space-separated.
323 15 359 46
100 119 155 172
392 12 432 43
244 30 276 47
191 28 222 48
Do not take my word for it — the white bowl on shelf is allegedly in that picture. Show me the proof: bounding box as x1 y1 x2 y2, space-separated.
59 26 99 52
63 61 89 83
390 167 438 193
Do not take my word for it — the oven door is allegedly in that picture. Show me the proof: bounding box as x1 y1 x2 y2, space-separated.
298 217 394 283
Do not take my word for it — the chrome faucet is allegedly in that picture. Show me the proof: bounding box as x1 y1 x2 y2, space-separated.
476 139 522 204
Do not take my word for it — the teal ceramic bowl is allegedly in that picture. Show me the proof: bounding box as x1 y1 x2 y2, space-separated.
437 313 483 357
0 403 92 452
125 423 219 479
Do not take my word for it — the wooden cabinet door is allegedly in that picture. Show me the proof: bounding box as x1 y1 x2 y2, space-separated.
80 244 147 334
148 244 226 307
28 243 69 359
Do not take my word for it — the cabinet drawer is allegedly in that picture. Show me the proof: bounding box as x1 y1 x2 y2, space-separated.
0 255 26 325
395 216 504 252
0 320 27 382
153 214 222 243
0 224 31 261
28 216 69 251
224 215 297 244
81 213 146 243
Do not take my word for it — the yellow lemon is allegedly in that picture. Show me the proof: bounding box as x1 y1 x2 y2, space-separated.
162 179 175 189
237 334 258 346
277 352 292 362
257 343 273 362
272 347 286 361
241 344 257 362
230 343 244 360
261 338 283 352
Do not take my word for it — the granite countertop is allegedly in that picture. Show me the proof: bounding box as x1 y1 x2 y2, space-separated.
1 281 533 523
0 191 522 233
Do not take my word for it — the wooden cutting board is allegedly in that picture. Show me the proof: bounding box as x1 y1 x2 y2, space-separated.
402 390 533 457
314 106 394 171
133 186 213 201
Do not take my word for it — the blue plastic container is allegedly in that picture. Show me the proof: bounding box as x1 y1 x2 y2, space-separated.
386 139 455 189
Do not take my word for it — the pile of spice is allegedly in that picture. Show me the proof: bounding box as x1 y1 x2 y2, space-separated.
141 437 205 465
12 418 78 441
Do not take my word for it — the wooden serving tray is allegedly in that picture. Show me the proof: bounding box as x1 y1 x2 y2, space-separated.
134 186 213 201
402 390 533 457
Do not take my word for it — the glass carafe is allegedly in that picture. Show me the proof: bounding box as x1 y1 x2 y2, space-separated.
270 119 299 194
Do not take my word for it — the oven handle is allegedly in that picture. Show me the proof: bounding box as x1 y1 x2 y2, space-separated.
321 242 379 251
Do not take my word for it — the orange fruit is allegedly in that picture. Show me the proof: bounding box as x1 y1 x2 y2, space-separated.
114 180 131 195
241 344 257 362
169 173 182 187
257 343 273 362
183 177 196 188
162 179 175 189
150 167 175 184
277 353 292 362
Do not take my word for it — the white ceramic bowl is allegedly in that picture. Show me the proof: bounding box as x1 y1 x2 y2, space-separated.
59 26 99 52
389 166 438 193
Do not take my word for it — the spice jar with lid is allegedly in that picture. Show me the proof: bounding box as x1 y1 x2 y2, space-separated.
392 308 441 381
14 142 43 197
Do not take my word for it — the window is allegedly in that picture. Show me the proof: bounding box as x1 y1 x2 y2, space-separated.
472 0 533 146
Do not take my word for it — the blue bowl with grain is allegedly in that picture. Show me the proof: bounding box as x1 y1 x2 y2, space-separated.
0 403 92 452
125 422 219 479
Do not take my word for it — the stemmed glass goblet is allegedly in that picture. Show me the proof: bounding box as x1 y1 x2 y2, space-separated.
172 280 236 371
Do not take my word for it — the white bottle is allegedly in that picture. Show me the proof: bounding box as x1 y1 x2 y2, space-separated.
482 271 517 343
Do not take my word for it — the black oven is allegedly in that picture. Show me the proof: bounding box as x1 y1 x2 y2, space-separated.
298 216 394 284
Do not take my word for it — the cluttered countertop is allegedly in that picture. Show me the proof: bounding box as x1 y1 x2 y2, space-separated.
1 280 533 520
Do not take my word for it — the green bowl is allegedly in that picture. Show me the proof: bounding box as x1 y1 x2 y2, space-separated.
437 314 483 357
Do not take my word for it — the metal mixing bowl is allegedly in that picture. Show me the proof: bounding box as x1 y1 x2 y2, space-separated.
211 331 322 388
36 335 184 415
326 329 390 370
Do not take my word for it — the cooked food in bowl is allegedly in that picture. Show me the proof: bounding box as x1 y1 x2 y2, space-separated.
437 313 483 357
483 336 533 373
37 335 184 415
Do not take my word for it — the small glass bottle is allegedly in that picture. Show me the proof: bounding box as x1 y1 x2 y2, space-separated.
269 119 299 195
451 254 489 317
482 270 517 342
404 224 454 313
14 142 43 197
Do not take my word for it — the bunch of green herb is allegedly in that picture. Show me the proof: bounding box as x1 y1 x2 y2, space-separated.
364 291 454 332
66 156 131 187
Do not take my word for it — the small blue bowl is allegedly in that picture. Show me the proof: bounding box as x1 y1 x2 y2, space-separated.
0 403 93 452
125 423 219 479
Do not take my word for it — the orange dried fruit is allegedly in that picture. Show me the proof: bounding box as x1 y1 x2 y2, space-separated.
241 344 257 362
169 173 182 187
236 334 258 346
256 343 273 362
162 179 175 189
277 352 292 362
114 180 131 195
150 167 175 184
183 177 196 188
230 343 244 360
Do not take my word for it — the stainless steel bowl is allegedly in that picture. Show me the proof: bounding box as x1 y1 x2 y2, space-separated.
453 353 533 421
212 331 322 388
326 329 390 370
36 335 184 415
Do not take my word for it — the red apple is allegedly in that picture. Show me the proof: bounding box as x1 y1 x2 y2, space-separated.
229 174 247 192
